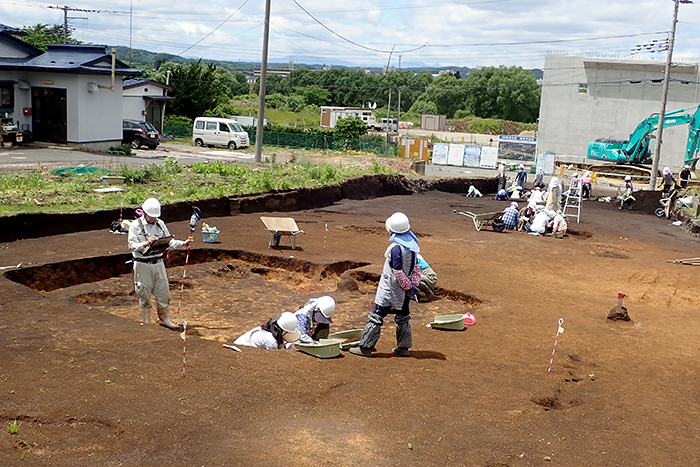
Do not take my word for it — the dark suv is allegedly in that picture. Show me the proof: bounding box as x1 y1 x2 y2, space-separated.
122 120 160 149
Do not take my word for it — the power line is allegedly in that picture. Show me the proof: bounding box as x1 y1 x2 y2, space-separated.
178 0 251 56
292 0 427 55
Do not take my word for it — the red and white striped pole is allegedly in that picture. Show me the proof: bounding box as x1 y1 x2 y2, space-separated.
181 321 187 377
547 318 564 373
323 223 327 250
175 233 193 323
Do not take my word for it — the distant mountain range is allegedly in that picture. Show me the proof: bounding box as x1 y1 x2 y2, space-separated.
114 46 543 79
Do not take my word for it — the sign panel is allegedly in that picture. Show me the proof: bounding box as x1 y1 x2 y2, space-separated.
498 135 537 163
463 145 481 168
432 143 449 165
447 144 465 166
480 146 498 168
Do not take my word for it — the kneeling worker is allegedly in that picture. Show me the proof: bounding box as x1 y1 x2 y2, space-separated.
416 253 438 302
128 198 192 329
234 312 301 350
294 296 336 344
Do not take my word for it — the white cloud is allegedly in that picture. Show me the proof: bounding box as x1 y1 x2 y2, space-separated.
1 0 699 68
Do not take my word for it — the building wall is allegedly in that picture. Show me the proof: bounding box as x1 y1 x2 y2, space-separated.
538 55 700 169
0 71 122 149
123 95 146 121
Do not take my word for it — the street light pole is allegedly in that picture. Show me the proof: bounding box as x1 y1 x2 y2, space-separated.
254 0 272 163
649 0 692 189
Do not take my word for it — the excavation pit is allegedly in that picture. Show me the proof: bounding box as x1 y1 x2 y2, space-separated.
5 249 481 342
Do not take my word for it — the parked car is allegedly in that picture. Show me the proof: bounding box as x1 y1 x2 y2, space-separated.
192 117 250 150
122 119 160 149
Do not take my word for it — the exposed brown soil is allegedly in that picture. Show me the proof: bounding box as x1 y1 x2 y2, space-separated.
2 183 700 466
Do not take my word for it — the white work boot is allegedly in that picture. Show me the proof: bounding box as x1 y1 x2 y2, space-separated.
157 307 179 330
141 308 151 324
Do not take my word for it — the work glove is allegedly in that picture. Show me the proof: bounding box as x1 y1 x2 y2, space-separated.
406 286 420 303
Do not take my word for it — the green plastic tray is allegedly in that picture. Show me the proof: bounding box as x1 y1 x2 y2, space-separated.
296 338 343 358
429 314 465 331
329 329 364 350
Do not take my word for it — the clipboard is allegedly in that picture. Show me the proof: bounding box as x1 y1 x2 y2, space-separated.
143 236 173 256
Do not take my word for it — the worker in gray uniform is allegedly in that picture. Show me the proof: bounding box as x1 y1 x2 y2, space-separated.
350 212 421 357
128 198 192 329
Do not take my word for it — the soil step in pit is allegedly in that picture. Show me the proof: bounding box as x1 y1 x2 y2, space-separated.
6 249 482 342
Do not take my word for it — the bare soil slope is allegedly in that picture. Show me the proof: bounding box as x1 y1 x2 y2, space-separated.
2 189 700 466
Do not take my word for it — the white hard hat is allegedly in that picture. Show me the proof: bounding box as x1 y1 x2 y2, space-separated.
385 212 410 234
316 296 335 319
142 198 161 218
510 202 518 208
663 167 670 175
624 175 632 181
277 312 301 342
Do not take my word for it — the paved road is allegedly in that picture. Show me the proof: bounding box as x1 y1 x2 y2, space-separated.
0 142 259 171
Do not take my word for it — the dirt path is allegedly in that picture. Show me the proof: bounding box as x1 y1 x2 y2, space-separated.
2 189 700 466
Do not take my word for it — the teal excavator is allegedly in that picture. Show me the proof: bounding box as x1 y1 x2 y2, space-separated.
587 106 700 175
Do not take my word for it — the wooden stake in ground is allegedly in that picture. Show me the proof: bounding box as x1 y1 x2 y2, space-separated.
547 318 564 373
181 321 187 378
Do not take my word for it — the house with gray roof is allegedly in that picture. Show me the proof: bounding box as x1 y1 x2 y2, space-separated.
0 24 141 149
123 78 172 133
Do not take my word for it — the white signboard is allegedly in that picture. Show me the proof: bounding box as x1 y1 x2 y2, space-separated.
463 145 481 168
447 144 466 166
432 143 449 165
536 151 556 174
479 146 498 168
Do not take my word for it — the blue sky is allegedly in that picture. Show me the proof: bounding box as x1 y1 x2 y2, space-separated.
3 0 700 69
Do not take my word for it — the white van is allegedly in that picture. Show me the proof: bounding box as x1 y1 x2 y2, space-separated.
192 117 250 150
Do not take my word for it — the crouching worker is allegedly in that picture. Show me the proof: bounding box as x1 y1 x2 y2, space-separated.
128 198 192 329
502 202 520 231
416 253 438 302
234 312 301 350
350 212 421 357
294 296 335 344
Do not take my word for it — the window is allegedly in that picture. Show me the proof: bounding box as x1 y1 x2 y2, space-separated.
195 121 205 130
219 122 229 132
206 122 217 131
0 85 14 109
578 83 588 94
229 122 243 132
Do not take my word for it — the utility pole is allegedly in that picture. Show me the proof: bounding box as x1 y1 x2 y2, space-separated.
254 0 272 163
396 88 401 135
650 0 692 189
129 0 133 62
63 6 69 43
385 88 392 156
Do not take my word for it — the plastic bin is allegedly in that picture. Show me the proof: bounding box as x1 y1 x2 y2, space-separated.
202 231 219 243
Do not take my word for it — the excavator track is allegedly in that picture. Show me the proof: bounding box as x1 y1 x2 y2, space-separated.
585 163 660 181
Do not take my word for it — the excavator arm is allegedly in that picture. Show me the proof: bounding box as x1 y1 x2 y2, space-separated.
588 107 698 165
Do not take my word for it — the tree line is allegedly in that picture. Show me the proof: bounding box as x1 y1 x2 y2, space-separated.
18 23 541 125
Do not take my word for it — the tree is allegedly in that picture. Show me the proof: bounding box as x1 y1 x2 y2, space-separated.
334 117 367 139
296 85 330 107
21 23 81 50
465 66 541 123
410 74 470 118
165 60 225 120
253 74 288 95
214 69 249 98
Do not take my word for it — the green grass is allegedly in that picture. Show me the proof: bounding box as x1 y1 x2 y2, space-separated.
7 419 21 434
0 158 394 215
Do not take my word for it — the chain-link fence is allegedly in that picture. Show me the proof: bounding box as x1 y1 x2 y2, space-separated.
160 123 397 156
163 121 193 138
245 129 397 156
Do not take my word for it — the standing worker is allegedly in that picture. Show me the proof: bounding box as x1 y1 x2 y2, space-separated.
350 212 421 357
660 167 677 198
516 164 528 190
128 198 192 329
680 165 692 189
497 163 507 192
